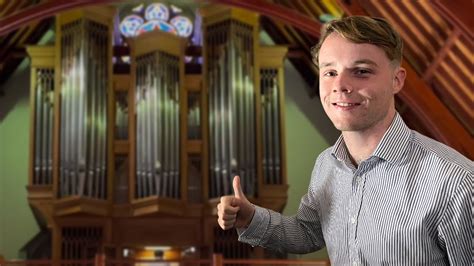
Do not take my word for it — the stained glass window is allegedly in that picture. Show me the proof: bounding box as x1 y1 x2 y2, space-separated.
119 15 144 37
118 2 194 38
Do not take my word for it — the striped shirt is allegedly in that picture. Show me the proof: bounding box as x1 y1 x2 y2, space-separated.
239 113 473 265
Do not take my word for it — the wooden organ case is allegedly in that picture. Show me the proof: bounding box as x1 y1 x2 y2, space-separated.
26 4 288 262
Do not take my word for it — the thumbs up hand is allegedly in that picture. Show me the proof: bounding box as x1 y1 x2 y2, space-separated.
217 176 255 230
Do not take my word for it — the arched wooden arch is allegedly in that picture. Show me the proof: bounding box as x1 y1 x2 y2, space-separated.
0 0 321 37
0 0 472 158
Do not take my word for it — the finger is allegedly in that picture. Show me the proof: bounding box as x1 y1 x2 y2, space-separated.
233 175 245 200
218 201 240 214
218 219 226 229
218 217 236 230
222 219 236 228
222 213 237 221
223 205 240 214
217 207 240 217
223 220 235 227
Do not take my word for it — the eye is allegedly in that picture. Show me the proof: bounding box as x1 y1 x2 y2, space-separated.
323 71 337 77
354 68 372 76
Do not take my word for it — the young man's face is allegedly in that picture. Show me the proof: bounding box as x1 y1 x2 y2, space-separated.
318 33 405 133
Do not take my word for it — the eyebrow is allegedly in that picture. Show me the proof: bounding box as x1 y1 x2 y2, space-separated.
319 59 379 68
353 59 378 67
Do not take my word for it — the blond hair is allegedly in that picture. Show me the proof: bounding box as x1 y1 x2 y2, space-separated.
311 16 403 68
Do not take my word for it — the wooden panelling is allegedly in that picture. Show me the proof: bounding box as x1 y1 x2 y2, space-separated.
432 0 473 39
114 140 129 155
113 217 202 246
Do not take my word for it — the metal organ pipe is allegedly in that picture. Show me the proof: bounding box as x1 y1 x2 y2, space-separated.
261 69 281 185
34 68 54 185
58 19 108 198
206 20 257 198
135 51 181 199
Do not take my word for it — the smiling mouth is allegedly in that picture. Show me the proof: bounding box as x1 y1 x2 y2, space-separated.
332 102 361 107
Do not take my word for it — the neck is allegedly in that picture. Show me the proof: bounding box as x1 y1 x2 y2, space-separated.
342 112 396 165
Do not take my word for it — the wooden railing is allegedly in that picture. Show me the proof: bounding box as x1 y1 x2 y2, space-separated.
0 253 330 266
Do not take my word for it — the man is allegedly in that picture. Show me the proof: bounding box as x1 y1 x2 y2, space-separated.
217 16 472 265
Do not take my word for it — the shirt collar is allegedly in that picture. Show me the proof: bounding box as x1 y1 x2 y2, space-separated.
372 113 412 164
331 134 350 163
331 113 412 165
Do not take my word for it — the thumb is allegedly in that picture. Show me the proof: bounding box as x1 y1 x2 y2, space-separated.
233 175 245 199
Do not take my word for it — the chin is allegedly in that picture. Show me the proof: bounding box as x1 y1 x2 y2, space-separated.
332 121 366 132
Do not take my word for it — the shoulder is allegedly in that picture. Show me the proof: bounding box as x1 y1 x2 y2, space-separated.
318 146 335 161
410 131 473 175
312 146 336 170
310 145 339 182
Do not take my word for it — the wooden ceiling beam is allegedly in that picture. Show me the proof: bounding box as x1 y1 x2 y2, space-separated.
260 13 318 97
423 28 461 81
271 19 296 44
0 17 51 87
368 0 432 71
304 0 324 16
0 0 323 38
3 47 27 59
286 0 314 18
287 46 309 59
0 27 29 61
0 0 119 36
285 23 311 51
0 0 24 19
260 16 288 44
432 0 473 40
383 1 438 58
403 1 445 45
281 0 318 49
208 0 322 37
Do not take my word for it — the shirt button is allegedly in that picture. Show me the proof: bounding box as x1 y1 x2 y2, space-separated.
353 262 358 266
350 217 356 224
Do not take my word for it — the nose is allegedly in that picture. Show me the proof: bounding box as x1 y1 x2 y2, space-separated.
332 74 352 94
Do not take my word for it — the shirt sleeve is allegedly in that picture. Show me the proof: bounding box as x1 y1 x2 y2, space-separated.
237 193 326 254
237 159 326 254
237 205 270 246
438 172 473 265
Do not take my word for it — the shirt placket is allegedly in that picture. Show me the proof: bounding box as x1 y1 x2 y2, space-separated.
348 167 365 266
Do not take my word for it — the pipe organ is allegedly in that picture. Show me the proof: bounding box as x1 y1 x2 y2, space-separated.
259 47 288 186
130 31 186 200
205 16 258 198
261 68 281 185
58 16 110 198
256 46 288 211
35 67 54 186
26 4 288 263
28 47 55 187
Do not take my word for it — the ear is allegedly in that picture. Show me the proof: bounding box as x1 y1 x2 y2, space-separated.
392 67 406 94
